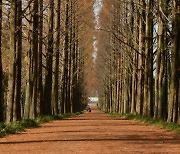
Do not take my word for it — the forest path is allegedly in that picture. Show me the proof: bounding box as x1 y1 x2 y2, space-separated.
0 106 180 154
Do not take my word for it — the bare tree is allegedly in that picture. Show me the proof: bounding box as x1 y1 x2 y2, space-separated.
0 0 3 122
44 0 54 115
24 0 39 119
168 0 180 123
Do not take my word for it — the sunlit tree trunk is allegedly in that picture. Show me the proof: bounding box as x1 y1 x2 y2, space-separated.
52 0 61 115
136 0 145 115
6 0 16 122
131 1 139 114
143 0 153 117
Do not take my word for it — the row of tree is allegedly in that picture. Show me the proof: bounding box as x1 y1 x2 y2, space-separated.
97 0 179 123
0 0 94 122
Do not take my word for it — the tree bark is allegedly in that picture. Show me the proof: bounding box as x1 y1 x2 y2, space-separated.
154 0 168 120
62 0 69 113
6 0 16 122
131 1 139 114
44 0 54 115
0 0 3 122
143 0 153 117
136 0 145 115
13 0 22 121
37 0 43 115
52 0 61 115
168 0 180 123
24 0 39 119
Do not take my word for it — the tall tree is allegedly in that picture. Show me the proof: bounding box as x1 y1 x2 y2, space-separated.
136 0 146 115
0 0 93 122
131 0 139 114
44 0 54 115
6 0 22 122
13 0 22 121
168 0 180 123
143 0 153 117
62 0 70 113
24 0 39 119
52 0 61 115
154 0 168 120
6 0 17 122
0 0 3 122
37 0 44 115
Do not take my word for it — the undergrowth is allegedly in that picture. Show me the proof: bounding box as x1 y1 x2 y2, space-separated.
108 113 180 134
0 111 83 138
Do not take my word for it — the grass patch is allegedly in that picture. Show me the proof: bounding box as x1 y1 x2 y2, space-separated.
0 119 38 137
61 111 83 119
108 113 180 134
0 112 83 138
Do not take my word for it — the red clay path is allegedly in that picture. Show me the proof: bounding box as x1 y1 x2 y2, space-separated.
0 106 180 154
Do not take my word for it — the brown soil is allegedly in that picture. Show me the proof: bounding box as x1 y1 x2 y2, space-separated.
0 106 180 154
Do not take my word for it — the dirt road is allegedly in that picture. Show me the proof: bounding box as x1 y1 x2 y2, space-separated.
0 106 180 154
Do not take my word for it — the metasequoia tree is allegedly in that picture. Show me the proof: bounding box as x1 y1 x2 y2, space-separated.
0 0 2 122
154 0 169 120
168 0 180 123
37 0 43 115
24 0 39 119
61 0 70 114
64 0 71 113
52 0 61 115
1 0 178 125
14 0 22 121
6 0 16 122
136 0 145 115
0 0 94 122
143 0 153 117
44 0 54 115
97 0 180 124
6 0 22 122
60 0 94 113
131 0 139 115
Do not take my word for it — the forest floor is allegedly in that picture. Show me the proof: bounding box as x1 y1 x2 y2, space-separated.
0 106 180 154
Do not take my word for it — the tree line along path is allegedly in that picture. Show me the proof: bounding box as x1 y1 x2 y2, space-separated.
0 106 180 154
0 0 179 153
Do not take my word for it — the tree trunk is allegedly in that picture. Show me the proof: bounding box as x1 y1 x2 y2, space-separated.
0 0 3 122
24 0 39 119
13 0 22 121
62 0 69 113
44 0 54 115
168 0 180 123
136 0 145 115
52 0 61 115
143 0 153 117
6 0 16 122
37 0 43 115
131 2 139 114
154 0 168 120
